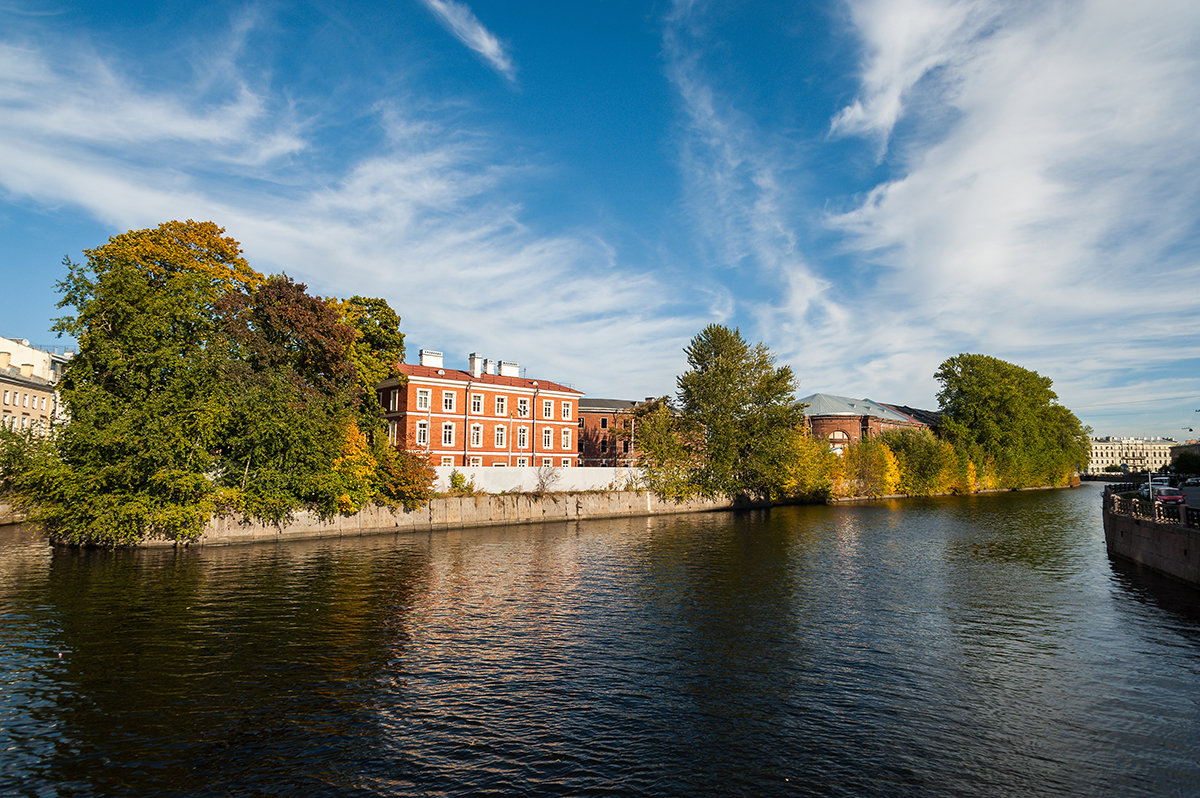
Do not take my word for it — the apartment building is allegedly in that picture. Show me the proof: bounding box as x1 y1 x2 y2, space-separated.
0 354 55 435
1087 436 1177 474
577 398 642 467
379 350 583 468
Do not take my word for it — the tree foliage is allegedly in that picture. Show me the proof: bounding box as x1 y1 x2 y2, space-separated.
935 353 1089 488
676 324 808 499
8 221 431 545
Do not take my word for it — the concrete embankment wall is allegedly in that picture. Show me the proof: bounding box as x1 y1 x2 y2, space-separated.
1103 510 1200 586
0 502 22 526
179 491 735 547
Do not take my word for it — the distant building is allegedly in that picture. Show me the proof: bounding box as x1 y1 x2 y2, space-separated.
0 337 71 435
1087 437 1177 474
800 393 929 453
578 398 643 467
0 335 72 384
0 357 55 436
378 350 583 468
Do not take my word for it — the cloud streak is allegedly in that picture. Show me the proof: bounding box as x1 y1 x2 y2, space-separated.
0 21 702 398
417 0 517 84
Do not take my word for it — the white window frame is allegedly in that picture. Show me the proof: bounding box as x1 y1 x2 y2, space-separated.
562 401 572 420
417 389 431 410
470 424 483 448
470 457 482 467
517 398 529 418
541 458 552 467
388 420 398 445
442 422 455 447
441 456 454 466
416 421 429 446
495 425 507 447
495 396 507 416
517 427 528 449
442 391 456 412
561 428 571 450
471 393 483 414
543 428 553 450
561 458 570 468
543 399 553 419
516 457 528 467
389 388 399 412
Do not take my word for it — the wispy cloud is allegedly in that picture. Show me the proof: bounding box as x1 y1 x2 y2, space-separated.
830 0 1200 431
0 20 701 398
417 0 517 84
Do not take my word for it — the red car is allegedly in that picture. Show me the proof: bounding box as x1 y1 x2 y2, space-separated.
1155 487 1187 505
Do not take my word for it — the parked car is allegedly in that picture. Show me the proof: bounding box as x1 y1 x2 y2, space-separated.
1184 477 1200 487
1154 487 1187 505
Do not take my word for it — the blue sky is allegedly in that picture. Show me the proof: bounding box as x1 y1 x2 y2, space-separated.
1 0 1198 438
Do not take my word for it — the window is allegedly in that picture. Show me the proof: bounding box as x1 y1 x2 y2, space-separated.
517 427 528 448
562 402 572 420
493 463 506 467
442 422 455 446
417 389 431 410
543 428 553 449
22 394 28 408
495 396 507 416
388 420 398 445
2 390 7 405
470 424 483 447
543 399 553 418
561 429 571 450
495 425 506 447
541 458 552 467
600 417 608 429
470 457 482 467
517 398 529 417
601 439 609 453
517 457 528 467
441 456 454 466
389 388 399 412
623 440 630 453
443 391 455 412
562 458 570 468
416 421 429 445
471 393 482 414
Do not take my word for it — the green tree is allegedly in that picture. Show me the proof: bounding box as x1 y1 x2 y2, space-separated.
935 354 1089 489
333 295 407 429
1173 449 1200 475
879 428 960 496
9 222 432 545
676 324 808 499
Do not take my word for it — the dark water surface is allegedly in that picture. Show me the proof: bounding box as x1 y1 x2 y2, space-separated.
3 483 1200 796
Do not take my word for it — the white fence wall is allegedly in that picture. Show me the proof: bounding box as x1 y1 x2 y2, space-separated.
433 466 642 493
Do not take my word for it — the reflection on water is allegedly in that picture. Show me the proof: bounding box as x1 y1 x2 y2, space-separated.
2 484 1199 796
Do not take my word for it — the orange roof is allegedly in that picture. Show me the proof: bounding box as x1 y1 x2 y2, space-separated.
397 363 582 395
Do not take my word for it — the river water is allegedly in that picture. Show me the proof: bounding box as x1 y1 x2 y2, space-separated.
2 482 1199 796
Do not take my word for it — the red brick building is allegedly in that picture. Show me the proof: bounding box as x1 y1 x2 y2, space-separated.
379 350 582 468
577 398 642 466
800 393 928 454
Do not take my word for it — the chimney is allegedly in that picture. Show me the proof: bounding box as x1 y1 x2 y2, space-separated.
483 359 496 375
0 352 9 369
418 349 443 368
20 363 33 378
469 353 483 378
499 360 520 378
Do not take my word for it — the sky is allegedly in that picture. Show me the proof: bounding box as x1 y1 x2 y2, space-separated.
1 0 1198 439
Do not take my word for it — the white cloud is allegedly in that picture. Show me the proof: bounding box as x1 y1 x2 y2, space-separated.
0 25 701 400
417 0 517 84
828 0 1200 433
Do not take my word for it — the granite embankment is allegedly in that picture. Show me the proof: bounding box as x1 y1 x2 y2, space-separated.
168 491 740 547
1103 483 1200 587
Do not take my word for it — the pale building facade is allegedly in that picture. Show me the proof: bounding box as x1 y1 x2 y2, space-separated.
1087 437 1177 474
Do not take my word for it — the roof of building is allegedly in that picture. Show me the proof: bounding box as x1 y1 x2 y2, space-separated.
799 392 921 425
881 403 943 428
579 398 640 412
389 363 582 395
0 367 53 391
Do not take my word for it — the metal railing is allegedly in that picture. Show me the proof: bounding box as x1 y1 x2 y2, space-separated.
1103 483 1200 530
